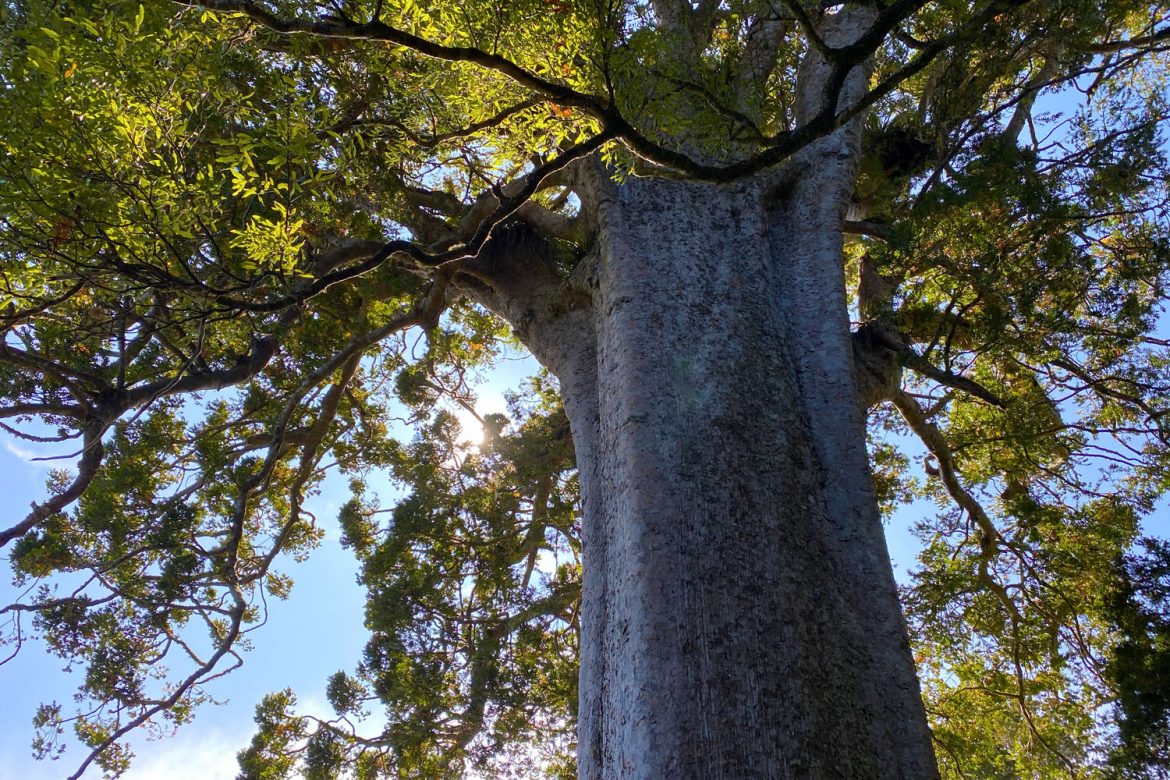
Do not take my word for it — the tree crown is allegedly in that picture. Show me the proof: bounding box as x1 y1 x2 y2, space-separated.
1 0 1170 776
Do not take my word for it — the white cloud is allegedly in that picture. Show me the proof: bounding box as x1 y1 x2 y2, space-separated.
3 436 46 465
1 434 80 469
0 728 244 780
121 729 242 780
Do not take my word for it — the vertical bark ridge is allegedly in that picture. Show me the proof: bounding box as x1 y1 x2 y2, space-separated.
768 155 938 775
539 311 608 776
764 10 937 762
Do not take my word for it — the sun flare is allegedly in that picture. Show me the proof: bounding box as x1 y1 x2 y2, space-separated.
453 407 485 447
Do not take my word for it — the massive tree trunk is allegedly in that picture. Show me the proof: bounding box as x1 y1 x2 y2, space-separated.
572 174 936 778
466 9 938 776
473 163 937 778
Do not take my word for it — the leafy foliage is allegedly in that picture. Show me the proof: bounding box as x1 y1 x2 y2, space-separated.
1104 539 1170 775
1 0 1169 777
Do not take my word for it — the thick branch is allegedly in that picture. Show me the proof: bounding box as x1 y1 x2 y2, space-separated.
844 219 894 241
216 130 612 314
176 0 605 113
901 349 1005 408
1085 25 1170 53
123 333 280 407
182 0 1015 183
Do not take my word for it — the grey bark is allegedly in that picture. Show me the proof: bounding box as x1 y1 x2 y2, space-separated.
470 170 936 778
565 168 936 778
462 7 938 777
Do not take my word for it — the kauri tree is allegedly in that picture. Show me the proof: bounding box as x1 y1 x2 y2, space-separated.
2 0 1170 777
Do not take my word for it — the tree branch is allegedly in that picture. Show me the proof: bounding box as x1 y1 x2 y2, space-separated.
892 391 1021 621
0 423 105 548
175 0 605 113
1085 25 1170 53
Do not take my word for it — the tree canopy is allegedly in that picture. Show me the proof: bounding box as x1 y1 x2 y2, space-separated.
1 0 1170 777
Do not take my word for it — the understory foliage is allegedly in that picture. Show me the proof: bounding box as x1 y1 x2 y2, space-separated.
0 0 1169 777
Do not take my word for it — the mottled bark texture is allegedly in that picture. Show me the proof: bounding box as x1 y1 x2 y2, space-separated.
461 7 938 776
577 170 936 777
466 166 936 778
